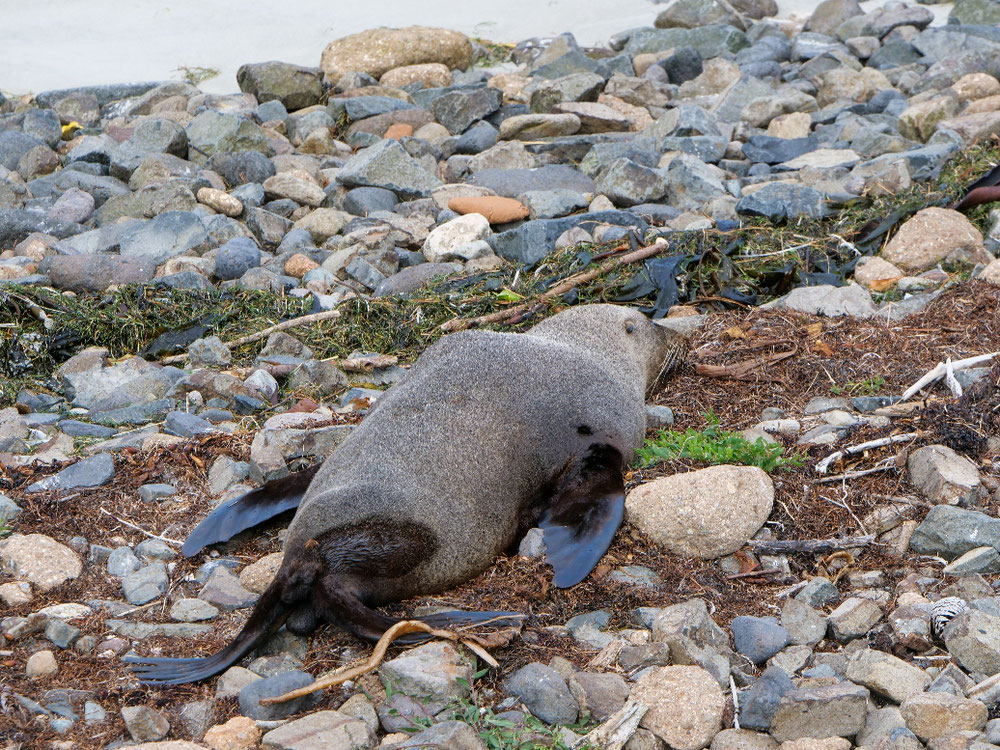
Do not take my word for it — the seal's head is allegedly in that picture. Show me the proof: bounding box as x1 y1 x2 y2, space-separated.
527 304 688 394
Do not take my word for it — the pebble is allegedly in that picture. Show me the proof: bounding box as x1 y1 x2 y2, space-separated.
26 649 58 678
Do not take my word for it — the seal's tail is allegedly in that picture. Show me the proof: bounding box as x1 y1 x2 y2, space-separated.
125 573 293 684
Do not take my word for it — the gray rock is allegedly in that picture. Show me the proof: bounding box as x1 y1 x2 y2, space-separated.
781 598 827 646
198 567 257 611
0 493 22 521
455 120 499 154
0 209 86 247
379 641 472 713
118 211 209 265
432 86 503 134
489 210 647 267
827 597 884 642
770 682 870 742
122 563 169 605
337 139 442 198
580 138 660 177
907 444 981 506
239 670 322 720
943 608 1000 676
245 206 293 246
950 0 1000 24
236 61 323 111
40 254 158 293
609 565 662 588
595 158 669 207
731 616 791 665
45 619 81 649
741 666 795 730
340 95 414 121
518 527 547 558
135 538 176 561
187 335 232 368
795 576 840 607
665 155 727 210
121 705 169 742
343 186 399 216
26 453 115 493
467 164 595 198
504 662 579 725
209 151 276 188
773 284 876 317
625 24 750 58
910 505 1000 559
185 111 273 165
645 405 675 429
215 236 262 280
743 135 820 164
736 183 828 220
518 189 589 220
0 130 45 171
392 720 486 749
107 546 141 577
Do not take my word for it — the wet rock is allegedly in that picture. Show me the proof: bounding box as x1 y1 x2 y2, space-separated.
882 208 991 273
770 682 870 742
1 534 82 591
625 465 773 559
25 453 115 493
907 445 982 506
631 666 725 750
504 662 578 725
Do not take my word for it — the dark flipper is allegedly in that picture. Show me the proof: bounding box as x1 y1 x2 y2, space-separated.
181 466 319 558
540 443 626 588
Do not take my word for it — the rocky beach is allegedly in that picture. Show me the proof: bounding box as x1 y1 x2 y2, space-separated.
3 0 1000 748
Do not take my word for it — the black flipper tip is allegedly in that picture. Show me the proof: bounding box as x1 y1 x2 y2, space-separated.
124 654 231 685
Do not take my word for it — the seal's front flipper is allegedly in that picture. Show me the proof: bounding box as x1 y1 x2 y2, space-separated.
181 466 319 557
540 443 626 588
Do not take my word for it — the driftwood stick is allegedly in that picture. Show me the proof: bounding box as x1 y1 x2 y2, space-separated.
814 431 921 474
572 698 648 750
748 534 876 554
945 357 963 398
441 242 667 333
260 619 500 705
159 309 342 364
814 464 898 483
900 351 997 400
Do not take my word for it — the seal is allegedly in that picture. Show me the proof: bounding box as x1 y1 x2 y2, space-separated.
127 304 686 684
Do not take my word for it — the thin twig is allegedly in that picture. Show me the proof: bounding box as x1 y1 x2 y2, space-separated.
814 464 898 483
440 242 668 333
815 431 921 474
99 508 183 546
159 309 343 364
730 675 741 731
725 567 785 580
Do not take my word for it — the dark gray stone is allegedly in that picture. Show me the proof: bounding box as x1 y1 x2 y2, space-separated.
340 96 415 121
658 46 704 84
88 398 176 427
731 616 792 665
580 138 660 177
432 86 503 134
467 164 594 198
118 211 209 265
26 453 115 493
910 505 1000 559
373 263 457 297
741 666 796 730
122 563 169 605
504 663 579 726
208 151 276 187
343 186 399 216
489 210 648 266
736 183 828 220
0 209 86 249
595 158 669 206
238 671 322 720
215 236 262 280
236 61 323 111
186 111 273 165
337 139 442 198
743 135 820 164
0 130 45 170
518 189 589 219
625 24 750 58
34 81 165 109
163 411 217 437
40 254 158 293
795 576 840 607
455 120 499 154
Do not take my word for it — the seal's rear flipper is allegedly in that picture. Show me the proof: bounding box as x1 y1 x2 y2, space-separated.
540 443 626 588
181 466 319 557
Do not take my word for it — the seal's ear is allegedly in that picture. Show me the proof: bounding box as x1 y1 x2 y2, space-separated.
539 443 626 588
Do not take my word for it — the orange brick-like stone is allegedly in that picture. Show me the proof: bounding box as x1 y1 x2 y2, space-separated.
448 196 529 224
383 122 414 140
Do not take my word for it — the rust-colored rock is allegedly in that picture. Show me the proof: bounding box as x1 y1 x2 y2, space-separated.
447 196 529 224
284 253 319 278
384 122 414 140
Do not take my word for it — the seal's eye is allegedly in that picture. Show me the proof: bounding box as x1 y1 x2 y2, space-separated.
625 322 635 334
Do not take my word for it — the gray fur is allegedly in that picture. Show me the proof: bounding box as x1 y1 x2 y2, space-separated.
285 304 686 595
